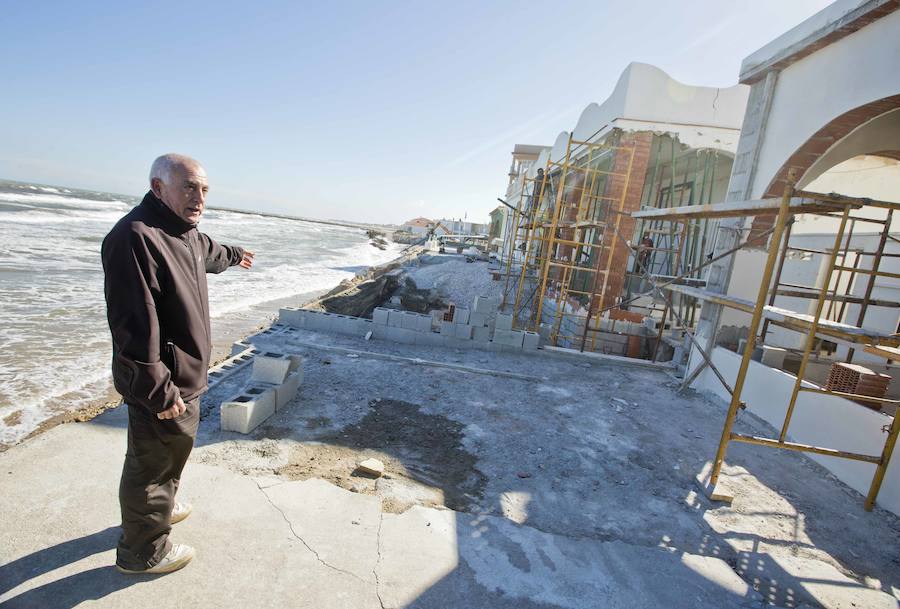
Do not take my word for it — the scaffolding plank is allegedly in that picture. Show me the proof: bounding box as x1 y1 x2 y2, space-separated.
864 345 900 360
775 288 900 308
630 197 854 221
793 190 900 211
665 284 900 347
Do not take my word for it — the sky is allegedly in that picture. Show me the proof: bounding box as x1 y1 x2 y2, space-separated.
0 0 834 224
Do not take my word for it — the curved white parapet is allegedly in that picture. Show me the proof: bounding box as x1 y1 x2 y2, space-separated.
548 131 570 164
565 62 749 153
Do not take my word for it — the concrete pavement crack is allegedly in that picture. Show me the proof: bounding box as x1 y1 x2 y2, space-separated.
373 511 386 609
254 480 371 586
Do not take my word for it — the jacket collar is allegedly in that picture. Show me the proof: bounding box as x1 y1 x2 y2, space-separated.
139 191 197 234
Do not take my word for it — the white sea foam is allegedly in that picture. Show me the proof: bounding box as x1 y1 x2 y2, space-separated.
0 182 403 446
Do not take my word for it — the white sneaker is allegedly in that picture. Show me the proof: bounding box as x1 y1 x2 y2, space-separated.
171 501 193 524
117 543 195 574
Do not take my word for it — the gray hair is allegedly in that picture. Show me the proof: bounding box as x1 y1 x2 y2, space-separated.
149 153 202 186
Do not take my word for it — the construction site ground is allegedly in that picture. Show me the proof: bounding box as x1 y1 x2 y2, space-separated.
2 262 899 608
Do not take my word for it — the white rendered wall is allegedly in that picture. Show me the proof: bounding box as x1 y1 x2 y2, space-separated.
690 346 900 516
720 231 900 352
748 9 900 198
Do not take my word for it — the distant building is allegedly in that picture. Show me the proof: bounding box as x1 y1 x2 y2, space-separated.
437 218 489 236
400 217 434 236
488 205 506 255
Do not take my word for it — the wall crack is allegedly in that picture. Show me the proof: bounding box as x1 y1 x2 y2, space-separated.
254 480 371 586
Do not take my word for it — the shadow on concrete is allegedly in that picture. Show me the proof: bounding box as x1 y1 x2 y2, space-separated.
0 526 158 608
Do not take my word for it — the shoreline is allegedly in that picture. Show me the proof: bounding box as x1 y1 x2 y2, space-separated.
0 243 422 453
0 177 398 234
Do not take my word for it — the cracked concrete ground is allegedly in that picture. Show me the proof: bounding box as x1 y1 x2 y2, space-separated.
1 323 899 608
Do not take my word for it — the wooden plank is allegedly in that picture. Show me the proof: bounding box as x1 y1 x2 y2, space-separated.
864 345 900 360
775 288 900 308
664 284 900 347
630 197 855 221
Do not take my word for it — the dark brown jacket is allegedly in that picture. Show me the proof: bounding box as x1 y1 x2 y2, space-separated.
102 192 244 413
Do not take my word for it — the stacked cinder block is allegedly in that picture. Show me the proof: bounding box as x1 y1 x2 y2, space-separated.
220 352 304 434
331 298 544 354
278 307 375 337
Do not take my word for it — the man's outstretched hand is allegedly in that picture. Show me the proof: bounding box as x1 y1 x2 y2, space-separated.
239 250 255 269
157 395 187 420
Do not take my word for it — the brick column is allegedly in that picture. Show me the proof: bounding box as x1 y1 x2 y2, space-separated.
594 131 653 313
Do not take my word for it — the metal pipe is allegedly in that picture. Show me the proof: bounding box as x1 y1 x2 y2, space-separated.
760 217 793 342
779 205 851 442
709 170 798 488
866 406 900 510
730 433 880 463
848 208 893 362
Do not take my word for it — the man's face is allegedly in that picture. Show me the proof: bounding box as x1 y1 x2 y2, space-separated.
153 162 209 225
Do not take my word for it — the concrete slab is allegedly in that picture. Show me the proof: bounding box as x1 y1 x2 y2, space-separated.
735 551 896 609
378 506 765 609
0 414 377 609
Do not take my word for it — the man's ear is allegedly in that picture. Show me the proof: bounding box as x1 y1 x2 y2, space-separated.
150 177 163 198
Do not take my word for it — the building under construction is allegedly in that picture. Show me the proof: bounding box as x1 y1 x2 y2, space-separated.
499 63 748 356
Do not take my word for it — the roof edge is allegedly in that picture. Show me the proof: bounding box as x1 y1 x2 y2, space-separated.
740 0 899 84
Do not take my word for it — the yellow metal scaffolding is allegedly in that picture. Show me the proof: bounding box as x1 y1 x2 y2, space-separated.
633 175 900 511
504 133 637 348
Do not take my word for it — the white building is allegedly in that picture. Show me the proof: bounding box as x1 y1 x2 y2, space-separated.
685 0 900 516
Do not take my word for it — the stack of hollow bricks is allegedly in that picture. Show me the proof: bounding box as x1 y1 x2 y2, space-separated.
219 352 303 434
277 297 540 353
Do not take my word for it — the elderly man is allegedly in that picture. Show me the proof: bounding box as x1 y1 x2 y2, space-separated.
102 154 254 574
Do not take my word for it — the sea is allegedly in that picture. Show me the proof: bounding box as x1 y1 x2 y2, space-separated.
0 179 404 446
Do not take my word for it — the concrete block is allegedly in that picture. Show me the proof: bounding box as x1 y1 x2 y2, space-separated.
452 307 470 325
220 388 276 434
278 307 302 327
372 324 388 340
486 341 502 353
495 313 514 331
373 307 390 325
760 346 787 368
523 331 540 350
440 320 455 336
400 311 418 330
472 296 498 314
472 325 491 343
357 458 384 477
414 314 433 333
469 312 487 328
386 326 416 344
415 331 443 347
251 353 292 384
454 324 473 340
494 329 524 348
274 370 302 410
387 309 404 328
330 314 349 333
230 341 250 356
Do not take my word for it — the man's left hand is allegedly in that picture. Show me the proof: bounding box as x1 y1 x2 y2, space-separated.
239 250 255 269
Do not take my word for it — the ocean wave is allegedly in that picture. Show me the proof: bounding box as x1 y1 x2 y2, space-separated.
0 182 408 447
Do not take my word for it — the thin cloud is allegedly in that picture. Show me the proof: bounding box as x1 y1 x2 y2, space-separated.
444 103 583 169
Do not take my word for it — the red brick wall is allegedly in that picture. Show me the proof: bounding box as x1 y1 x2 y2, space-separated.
749 94 900 238
594 131 653 312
